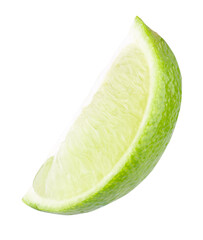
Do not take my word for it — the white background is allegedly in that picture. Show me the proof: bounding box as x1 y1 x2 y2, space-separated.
0 0 202 239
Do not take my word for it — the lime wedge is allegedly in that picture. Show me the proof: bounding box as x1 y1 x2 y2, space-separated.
23 17 181 214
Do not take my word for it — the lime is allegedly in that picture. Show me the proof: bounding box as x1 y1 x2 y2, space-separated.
23 17 181 214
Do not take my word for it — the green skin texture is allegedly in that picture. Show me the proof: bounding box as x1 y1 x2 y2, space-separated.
23 17 181 214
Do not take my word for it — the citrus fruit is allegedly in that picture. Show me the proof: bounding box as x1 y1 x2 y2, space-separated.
23 17 181 214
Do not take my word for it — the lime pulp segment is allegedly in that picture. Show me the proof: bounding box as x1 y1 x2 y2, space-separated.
34 45 150 200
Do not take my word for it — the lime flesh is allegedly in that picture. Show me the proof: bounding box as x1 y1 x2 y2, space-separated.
23 17 181 214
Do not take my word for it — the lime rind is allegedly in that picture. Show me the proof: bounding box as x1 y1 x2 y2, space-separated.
23 17 181 214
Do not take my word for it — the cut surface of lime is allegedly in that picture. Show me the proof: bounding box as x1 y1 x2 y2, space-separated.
23 17 181 214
